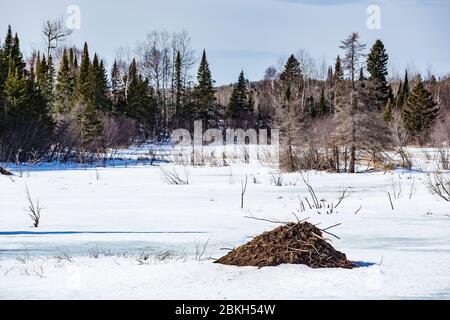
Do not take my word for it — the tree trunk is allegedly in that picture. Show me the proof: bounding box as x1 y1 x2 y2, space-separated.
349 146 356 173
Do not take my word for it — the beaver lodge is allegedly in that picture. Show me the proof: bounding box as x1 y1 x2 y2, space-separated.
216 221 354 269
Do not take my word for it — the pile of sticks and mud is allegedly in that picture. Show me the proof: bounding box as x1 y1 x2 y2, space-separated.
216 219 354 269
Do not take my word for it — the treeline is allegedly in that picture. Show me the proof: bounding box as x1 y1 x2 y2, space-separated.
0 25 448 170
240 34 447 172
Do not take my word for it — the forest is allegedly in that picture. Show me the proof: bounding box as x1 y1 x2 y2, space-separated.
0 20 449 172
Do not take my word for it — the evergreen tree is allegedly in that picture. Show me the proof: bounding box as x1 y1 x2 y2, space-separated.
76 42 92 102
127 59 156 136
74 43 103 147
0 26 14 94
9 33 26 76
334 80 391 173
91 54 110 112
3 68 27 109
227 70 252 120
367 40 389 83
402 81 439 135
111 59 127 115
174 51 183 126
359 67 365 81
280 55 302 103
278 54 303 171
248 90 255 114
326 66 333 83
366 39 389 107
383 98 393 122
317 86 327 117
55 49 75 113
333 55 344 83
35 54 54 103
397 71 410 109
191 50 216 122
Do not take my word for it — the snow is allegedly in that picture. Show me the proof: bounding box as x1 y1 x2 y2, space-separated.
1 148 450 299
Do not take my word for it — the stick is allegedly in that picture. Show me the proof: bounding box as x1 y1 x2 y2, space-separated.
387 192 394 210
244 216 289 225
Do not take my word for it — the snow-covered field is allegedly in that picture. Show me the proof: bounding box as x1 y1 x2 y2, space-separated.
1 147 450 299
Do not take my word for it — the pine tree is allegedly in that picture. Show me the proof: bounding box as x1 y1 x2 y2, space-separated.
334 55 344 83
191 50 216 123
402 81 439 135
228 70 252 120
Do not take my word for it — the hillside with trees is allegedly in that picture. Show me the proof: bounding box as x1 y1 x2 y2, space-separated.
1 24 448 171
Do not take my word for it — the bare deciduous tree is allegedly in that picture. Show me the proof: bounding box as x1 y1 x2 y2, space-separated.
42 18 73 57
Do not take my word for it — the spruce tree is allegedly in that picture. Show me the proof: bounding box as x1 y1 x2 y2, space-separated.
0 26 14 94
383 98 393 122
76 42 92 102
366 39 389 107
334 80 392 173
174 51 183 126
397 71 411 109
327 66 333 83
317 86 327 117
367 40 389 83
333 55 344 83
111 60 127 115
191 50 216 122
278 54 302 171
127 59 156 136
55 49 75 113
402 81 439 135
3 68 27 109
74 43 103 147
228 70 252 120
91 54 110 112
9 33 26 76
359 68 365 81
35 54 54 103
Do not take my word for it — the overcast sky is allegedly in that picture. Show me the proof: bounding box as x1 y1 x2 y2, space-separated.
0 0 448 85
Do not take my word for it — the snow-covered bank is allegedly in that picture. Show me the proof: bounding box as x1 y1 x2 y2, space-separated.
1 250 449 299
1 161 449 299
